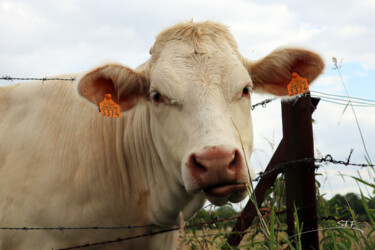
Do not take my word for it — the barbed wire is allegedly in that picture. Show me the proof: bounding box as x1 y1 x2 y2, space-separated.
251 98 276 110
0 76 76 82
0 215 239 232
253 153 374 182
57 215 241 250
0 224 157 231
57 228 179 250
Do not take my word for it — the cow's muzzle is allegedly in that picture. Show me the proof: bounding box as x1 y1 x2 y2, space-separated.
186 145 249 204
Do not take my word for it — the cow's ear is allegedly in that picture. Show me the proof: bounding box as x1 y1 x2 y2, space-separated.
244 48 325 96
76 64 149 112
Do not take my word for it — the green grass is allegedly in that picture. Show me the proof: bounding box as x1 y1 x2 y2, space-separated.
179 172 375 249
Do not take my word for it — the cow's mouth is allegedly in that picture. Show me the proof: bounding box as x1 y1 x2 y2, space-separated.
203 183 247 197
202 183 248 205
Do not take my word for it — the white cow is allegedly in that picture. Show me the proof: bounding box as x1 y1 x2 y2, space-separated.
0 21 324 249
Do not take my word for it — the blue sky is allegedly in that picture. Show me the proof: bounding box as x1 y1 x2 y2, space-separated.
0 0 374 200
319 63 375 98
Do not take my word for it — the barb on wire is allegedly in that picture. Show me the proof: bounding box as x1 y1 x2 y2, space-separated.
252 158 316 182
316 154 374 168
251 98 276 110
1 76 76 82
346 148 354 165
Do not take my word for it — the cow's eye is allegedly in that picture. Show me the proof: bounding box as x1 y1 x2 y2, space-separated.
150 91 165 105
242 86 252 97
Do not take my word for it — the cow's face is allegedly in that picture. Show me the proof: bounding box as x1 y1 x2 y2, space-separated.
76 22 324 206
148 39 254 205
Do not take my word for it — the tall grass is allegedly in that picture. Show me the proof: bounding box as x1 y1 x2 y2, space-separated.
180 171 375 249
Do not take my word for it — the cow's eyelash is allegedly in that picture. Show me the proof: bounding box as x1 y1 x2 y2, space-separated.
149 91 182 109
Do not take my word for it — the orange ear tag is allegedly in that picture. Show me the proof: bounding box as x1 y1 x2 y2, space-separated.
287 72 309 97
99 94 121 118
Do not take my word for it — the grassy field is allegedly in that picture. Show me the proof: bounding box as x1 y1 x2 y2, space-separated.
178 173 375 249
179 225 375 249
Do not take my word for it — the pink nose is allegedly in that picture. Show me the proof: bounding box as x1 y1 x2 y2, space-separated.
187 146 243 188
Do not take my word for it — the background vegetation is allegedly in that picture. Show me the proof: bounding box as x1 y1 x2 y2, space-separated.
180 174 375 249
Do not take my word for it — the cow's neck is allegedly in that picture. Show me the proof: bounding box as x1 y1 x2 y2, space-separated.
115 102 205 227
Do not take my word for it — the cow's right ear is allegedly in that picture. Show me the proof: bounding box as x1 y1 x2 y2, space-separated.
76 64 149 112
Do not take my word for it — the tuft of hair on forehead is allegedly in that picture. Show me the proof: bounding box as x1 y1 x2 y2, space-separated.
150 21 240 60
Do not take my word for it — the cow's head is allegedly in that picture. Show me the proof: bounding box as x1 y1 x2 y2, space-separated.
76 21 324 205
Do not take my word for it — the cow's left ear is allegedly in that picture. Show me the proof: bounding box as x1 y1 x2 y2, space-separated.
244 48 325 96
76 64 149 112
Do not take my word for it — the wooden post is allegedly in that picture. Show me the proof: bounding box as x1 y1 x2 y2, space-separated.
282 93 319 249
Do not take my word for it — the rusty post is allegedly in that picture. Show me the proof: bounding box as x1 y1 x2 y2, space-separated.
282 93 319 249
227 95 320 248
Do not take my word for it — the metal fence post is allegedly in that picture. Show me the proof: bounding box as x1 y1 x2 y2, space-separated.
227 95 320 248
282 93 319 249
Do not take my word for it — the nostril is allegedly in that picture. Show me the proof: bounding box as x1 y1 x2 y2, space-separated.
193 155 207 173
228 150 242 171
188 154 207 174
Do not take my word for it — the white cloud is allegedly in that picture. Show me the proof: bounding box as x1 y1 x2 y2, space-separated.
2 0 375 70
339 25 367 38
311 75 349 93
